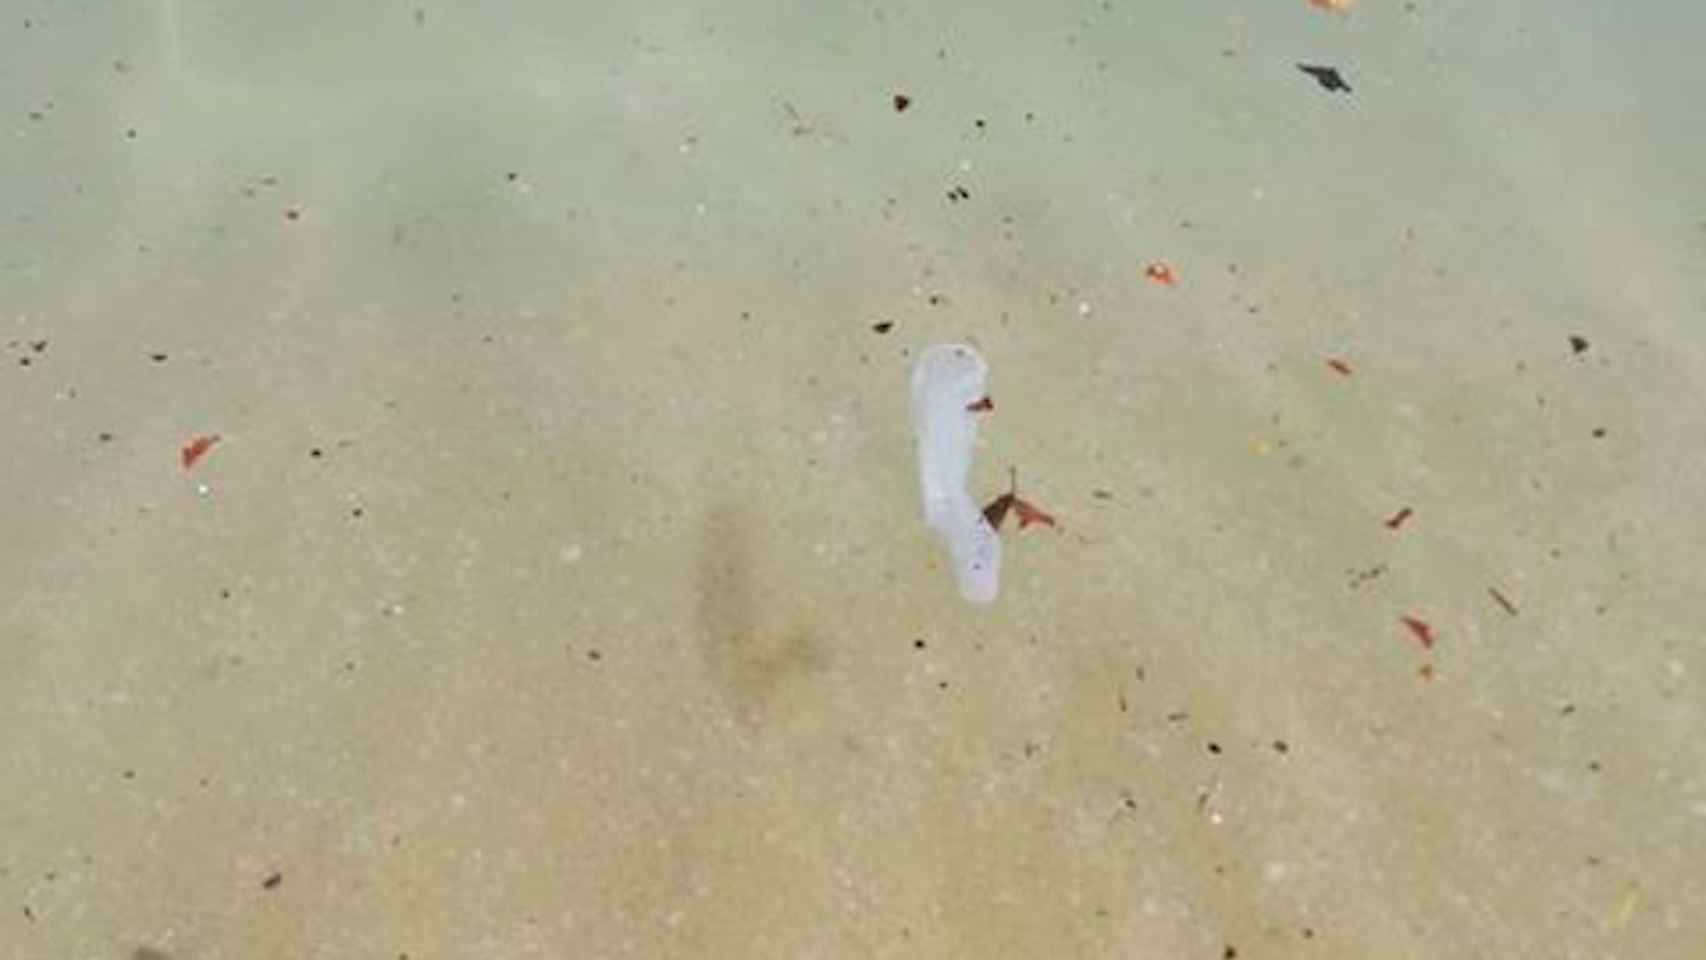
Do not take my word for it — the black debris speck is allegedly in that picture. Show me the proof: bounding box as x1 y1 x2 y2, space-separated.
1206 741 1222 754
261 871 282 890
1272 739 1289 753
947 185 970 202
1296 63 1352 93
871 320 894 334
1569 335 1590 354
148 352 167 363
892 93 911 113
586 649 602 661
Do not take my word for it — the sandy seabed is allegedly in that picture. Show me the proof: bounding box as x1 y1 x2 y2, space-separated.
3 2 1704 958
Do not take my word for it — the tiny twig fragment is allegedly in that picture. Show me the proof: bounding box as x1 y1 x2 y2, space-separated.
1487 586 1519 617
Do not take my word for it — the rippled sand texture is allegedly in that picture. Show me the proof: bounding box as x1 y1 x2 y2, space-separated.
3 2 1703 957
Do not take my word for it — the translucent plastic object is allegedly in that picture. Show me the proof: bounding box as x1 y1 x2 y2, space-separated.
910 343 1001 604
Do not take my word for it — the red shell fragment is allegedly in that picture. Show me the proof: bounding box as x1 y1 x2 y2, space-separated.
180 434 220 470
1400 615 1435 650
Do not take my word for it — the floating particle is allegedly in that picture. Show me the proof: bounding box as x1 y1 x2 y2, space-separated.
982 467 1058 532
1143 261 1177 286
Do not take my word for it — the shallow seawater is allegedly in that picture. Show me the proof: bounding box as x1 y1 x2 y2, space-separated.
3 2 1704 957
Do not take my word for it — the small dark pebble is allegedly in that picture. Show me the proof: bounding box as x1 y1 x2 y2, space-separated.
262 871 282 890
871 320 894 334
913 638 926 650
149 352 168 363
1206 741 1222 754
892 93 912 112
1569 335 1590 354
